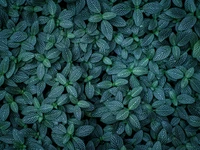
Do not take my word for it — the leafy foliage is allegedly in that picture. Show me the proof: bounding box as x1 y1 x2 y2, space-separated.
0 0 200 149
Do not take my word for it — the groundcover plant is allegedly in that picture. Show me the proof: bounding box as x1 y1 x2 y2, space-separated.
0 0 200 149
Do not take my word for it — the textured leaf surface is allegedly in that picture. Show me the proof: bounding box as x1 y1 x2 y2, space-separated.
177 94 195 104
156 105 175 116
101 20 113 41
153 46 171 61
86 0 101 13
75 125 94 137
166 68 184 80
48 86 64 98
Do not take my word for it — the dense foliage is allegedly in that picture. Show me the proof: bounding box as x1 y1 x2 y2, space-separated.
0 0 200 149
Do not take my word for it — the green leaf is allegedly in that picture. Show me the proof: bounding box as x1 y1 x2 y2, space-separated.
66 85 78 98
40 104 53 113
165 8 186 19
13 129 24 144
101 20 113 41
105 101 124 111
116 109 129 120
178 15 197 31
117 69 131 78
69 66 82 82
114 79 128 86
112 3 131 16
153 46 171 61
97 81 112 89
102 12 116 20
129 114 141 129
192 40 200 58
48 86 64 98
46 49 61 59
185 0 196 13
128 86 143 97
0 104 10 121
140 34 154 47
0 121 10 130
133 9 143 26
10 31 27 42
152 141 162 150
22 113 39 124
56 73 67 85
85 82 94 99
154 87 165 100
177 94 195 104
132 0 142 6
19 52 34 61
77 100 90 108
103 57 112 65
60 20 73 29
86 0 101 13
88 14 102 23
185 67 194 78
0 0 7 7
128 96 141 110
59 9 73 20
155 105 175 116
43 19 55 33
72 137 86 150
157 129 168 144
0 56 9 73
96 39 109 49
132 67 148 76
37 63 45 80
188 116 200 127
48 0 57 15
10 102 18 113
190 78 200 93
75 125 94 137
166 68 184 80
143 2 162 14
110 16 126 27
110 134 123 149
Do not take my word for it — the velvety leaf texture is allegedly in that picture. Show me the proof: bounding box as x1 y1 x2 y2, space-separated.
0 0 200 149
